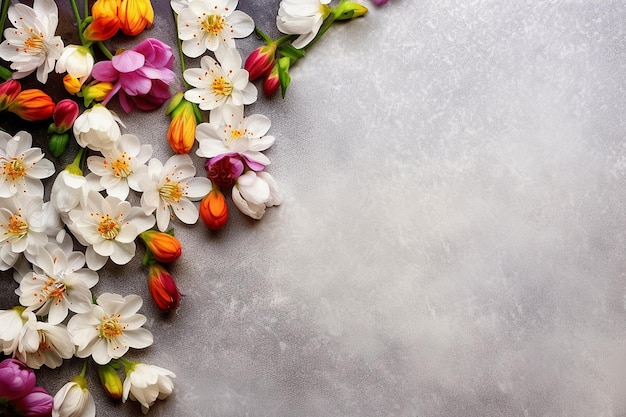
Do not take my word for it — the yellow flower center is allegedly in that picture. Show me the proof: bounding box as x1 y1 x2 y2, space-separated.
24 32 45 53
97 215 121 240
7 213 28 238
107 153 132 178
211 76 233 97
98 314 125 339
230 129 246 139
159 180 184 203
2 158 27 181
43 278 66 301
201 14 226 35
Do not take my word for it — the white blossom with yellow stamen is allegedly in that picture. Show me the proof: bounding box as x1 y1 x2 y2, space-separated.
67 293 153 365
87 134 153 200
175 0 254 58
137 154 213 232
0 131 55 199
68 191 155 270
0 0 64 83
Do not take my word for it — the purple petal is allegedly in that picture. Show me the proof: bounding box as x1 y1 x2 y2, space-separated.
112 50 146 73
92 61 120 82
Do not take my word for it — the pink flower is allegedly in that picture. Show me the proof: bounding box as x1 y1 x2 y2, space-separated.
0 359 36 402
51 99 80 133
244 44 276 81
92 38 175 112
11 387 53 417
372 0 389 4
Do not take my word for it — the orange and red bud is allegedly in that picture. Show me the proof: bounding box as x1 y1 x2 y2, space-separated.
0 79 21 111
166 93 201 154
199 189 229 231
140 230 182 264
118 0 154 36
263 64 280 98
7 89 54 121
147 263 182 312
245 44 277 81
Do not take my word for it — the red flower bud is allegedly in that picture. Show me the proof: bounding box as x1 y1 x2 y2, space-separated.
0 79 21 111
147 263 182 312
7 89 55 121
199 189 229 231
51 99 80 133
140 230 182 263
245 44 277 81
262 64 280 98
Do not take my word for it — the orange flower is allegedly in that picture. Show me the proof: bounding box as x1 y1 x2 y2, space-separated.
147 263 182 312
199 189 229 231
140 230 182 263
83 0 121 41
63 74 82 95
166 93 201 154
118 0 154 36
7 89 54 121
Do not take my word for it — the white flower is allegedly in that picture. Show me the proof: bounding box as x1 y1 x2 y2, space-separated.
14 311 74 369
176 0 254 57
277 0 331 49
0 0 64 83
232 171 281 220
50 169 87 214
73 105 124 152
138 154 213 232
0 196 59 270
68 191 155 270
87 134 152 200
183 46 257 118
67 293 153 365
55 44 95 84
0 307 26 355
0 130 55 199
196 104 275 169
16 242 99 325
123 362 175 414
53 378 96 417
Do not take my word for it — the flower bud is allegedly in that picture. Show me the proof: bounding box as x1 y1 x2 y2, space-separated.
0 358 36 401
166 93 201 154
263 64 280 98
63 74 82 95
140 230 182 263
0 79 21 111
98 363 123 400
51 99 80 133
147 264 182 312
118 0 154 36
7 89 54 121
80 81 114 107
245 44 277 81
84 0 121 41
48 133 69 158
199 189 229 231
12 386 53 417
333 1 368 20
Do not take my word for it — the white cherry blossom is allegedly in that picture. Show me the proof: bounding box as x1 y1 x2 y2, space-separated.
276 0 331 49
14 311 74 369
122 362 176 414
138 154 213 232
0 0 64 83
175 0 254 57
72 105 124 152
67 293 154 365
232 171 281 220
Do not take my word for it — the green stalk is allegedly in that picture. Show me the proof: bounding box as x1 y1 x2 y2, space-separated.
0 65 11 81
0 0 9 39
172 11 190 90
96 41 113 59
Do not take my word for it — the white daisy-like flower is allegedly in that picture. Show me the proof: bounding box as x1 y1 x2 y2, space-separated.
16 241 99 325
122 362 176 414
196 104 275 169
68 191 155 270
0 130 55 199
175 0 254 57
73 105 124 152
183 46 257 118
232 171 281 220
14 311 74 369
137 154 213 232
87 134 152 200
0 0 64 83
0 195 59 270
277 0 331 49
67 293 154 365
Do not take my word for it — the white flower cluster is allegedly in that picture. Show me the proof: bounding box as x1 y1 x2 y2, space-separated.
173 0 282 219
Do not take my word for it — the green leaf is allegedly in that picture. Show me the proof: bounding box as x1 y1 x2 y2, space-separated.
278 44 305 63
277 57 292 99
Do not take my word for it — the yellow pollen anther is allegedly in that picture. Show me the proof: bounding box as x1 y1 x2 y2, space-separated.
7 213 28 237
100 315 124 339
2 158 27 181
159 182 184 203
230 129 246 139
43 279 66 300
211 76 233 97
110 154 132 178
201 14 226 35
24 34 44 52
97 215 121 239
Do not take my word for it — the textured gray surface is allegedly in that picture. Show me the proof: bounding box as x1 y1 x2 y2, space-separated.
2 0 626 416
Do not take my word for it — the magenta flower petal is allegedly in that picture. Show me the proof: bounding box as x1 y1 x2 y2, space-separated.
91 61 120 82
134 38 174 68
120 72 153 95
12 387 53 417
112 50 146 73
0 359 36 402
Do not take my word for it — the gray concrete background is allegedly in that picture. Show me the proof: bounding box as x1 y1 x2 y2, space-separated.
2 0 626 416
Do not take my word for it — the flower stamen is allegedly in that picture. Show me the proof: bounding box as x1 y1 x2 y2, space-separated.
1 158 27 181
159 181 184 203
99 314 125 339
7 213 28 238
109 153 132 178
201 14 226 35
97 215 121 239
211 76 233 96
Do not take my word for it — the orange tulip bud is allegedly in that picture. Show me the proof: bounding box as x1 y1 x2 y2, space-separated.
84 0 122 41
147 263 182 312
63 74 82 95
166 93 201 154
199 189 229 231
7 89 54 121
0 79 21 111
118 0 154 36
140 230 182 263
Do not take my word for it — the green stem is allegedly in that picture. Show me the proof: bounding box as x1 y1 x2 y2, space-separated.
304 11 338 51
254 27 272 44
80 359 88 377
69 0 88 45
0 0 9 39
0 65 11 81
172 12 190 90
96 41 113 59
84 0 90 20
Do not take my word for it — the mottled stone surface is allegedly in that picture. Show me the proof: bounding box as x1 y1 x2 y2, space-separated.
2 0 626 416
